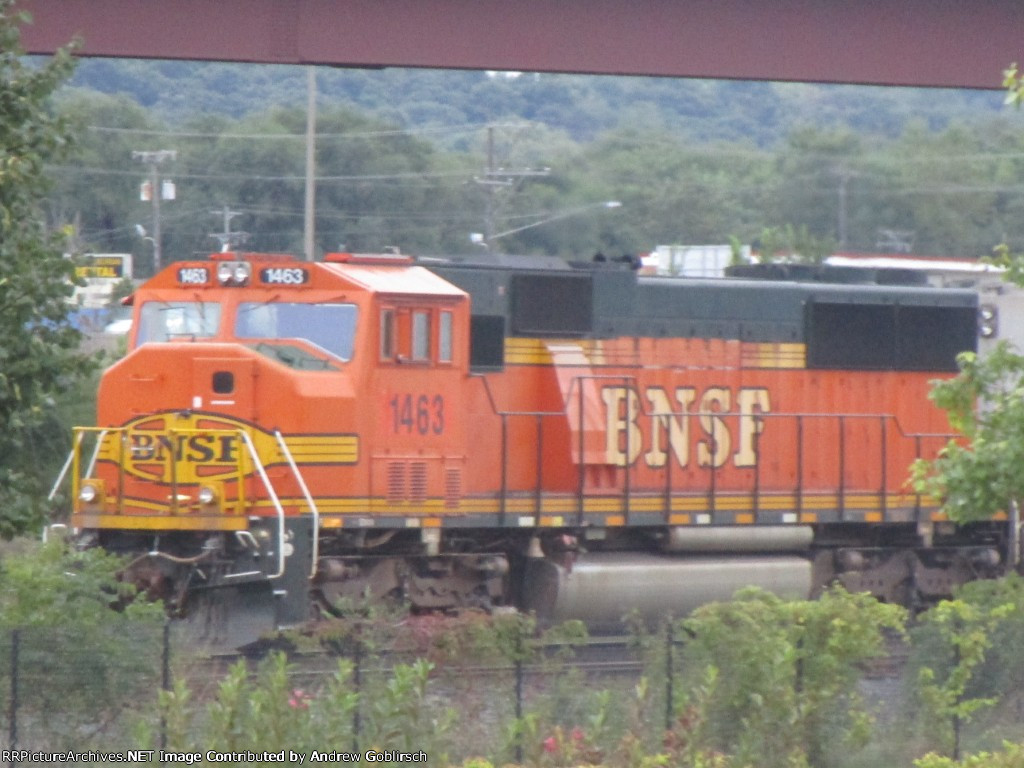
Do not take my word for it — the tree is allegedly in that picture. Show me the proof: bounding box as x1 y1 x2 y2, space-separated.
915 597 1012 759
679 586 906 768
48 91 160 256
0 2 93 537
912 342 1024 526
768 127 863 248
756 223 835 265
905 71 1024 528
574 127 772 254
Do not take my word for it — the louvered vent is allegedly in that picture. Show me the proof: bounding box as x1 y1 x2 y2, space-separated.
445 468 462 509
409 461 428 503
387 461 406 503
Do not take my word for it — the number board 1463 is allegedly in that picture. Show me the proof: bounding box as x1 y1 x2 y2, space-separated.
260 267 309 286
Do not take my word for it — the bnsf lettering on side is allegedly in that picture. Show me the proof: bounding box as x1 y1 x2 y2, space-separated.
603 385 771 469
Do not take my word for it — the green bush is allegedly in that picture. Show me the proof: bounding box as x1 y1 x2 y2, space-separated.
915 740 1024 768
0 538 163 750
678 586 906 768
156 651 453 766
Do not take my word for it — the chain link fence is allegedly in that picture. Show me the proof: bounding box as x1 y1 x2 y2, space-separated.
0 622 165 760
0 619 1020 767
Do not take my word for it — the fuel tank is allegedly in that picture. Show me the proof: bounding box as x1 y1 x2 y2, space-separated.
522 552 812 629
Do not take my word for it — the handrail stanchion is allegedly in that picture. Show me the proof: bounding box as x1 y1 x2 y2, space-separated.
838 415 846 521
880 416 888 521
275 429 320 578
48 429 86 502
238 430 287 579
85 429 108 477
534 414 543 526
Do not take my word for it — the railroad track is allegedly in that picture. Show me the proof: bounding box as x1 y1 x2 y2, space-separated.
170 629 909 691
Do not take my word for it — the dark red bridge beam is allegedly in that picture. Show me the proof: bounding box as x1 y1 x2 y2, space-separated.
18 0 1024 90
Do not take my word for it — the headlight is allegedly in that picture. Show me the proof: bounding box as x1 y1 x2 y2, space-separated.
216 261 251 286
197 485 217 505
78 483 98 504
979 304 998 339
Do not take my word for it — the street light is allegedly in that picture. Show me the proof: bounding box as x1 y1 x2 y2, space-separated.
470 200 622 251
135 224 157 274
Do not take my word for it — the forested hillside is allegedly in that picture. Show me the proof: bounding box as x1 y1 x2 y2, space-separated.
50 59 1024 273
68 61 1006 146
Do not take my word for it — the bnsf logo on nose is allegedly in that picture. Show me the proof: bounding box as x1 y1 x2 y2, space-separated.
125 429 243 483
129 432 239 464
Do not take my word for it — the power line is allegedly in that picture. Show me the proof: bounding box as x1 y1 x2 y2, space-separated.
47 165 473 183
84 121 528 141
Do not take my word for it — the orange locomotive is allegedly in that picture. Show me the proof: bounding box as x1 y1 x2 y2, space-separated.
63 251 996 642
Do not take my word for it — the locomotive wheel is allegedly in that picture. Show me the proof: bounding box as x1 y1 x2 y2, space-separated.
313 554 509 616
313 556 405 617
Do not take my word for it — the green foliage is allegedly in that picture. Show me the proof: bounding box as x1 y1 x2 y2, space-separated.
0 2 97 537
911 144 1024 524
49 91 159 257
0 537 161 627
653 668 755 768
1004 63 1024 110
158 651 450 765
768 128 861 250
678 586 906 768
571 128 772 252
914 597 1012 758
989 243 1024 288
912 343 1024 523
27 580 1024 765
906 575 1024 759
951 575 1024 697
364 658 455 759
47 56 1024 266
70 61 1009 149
0 538 163 750
915 741 1024 768
757 223 836 265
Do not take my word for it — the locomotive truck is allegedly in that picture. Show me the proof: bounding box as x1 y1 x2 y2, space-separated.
58 250 998 645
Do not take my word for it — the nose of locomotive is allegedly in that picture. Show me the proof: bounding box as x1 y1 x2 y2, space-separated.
98 343 259 426
187 355 258 420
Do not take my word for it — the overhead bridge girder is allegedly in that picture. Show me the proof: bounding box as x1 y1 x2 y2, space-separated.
19 0 1024 90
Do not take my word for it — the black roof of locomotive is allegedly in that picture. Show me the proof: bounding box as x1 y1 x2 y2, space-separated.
423 254 975 339
421 254 978 372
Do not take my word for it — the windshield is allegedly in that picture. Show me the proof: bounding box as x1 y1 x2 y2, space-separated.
236 302 358 362
137 301 221 343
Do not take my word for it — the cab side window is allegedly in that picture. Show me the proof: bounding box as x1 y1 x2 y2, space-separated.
412 310 430 361
439 311 453 363
380 305 455 365
380 308 396 360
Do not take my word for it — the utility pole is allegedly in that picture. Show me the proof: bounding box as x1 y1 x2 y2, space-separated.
133 150 177 272
832 166 859 250
474 125 549 252
303 67 317 261
208 205 249 252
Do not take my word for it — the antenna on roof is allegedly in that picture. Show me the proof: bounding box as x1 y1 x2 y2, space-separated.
208 205 250 252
